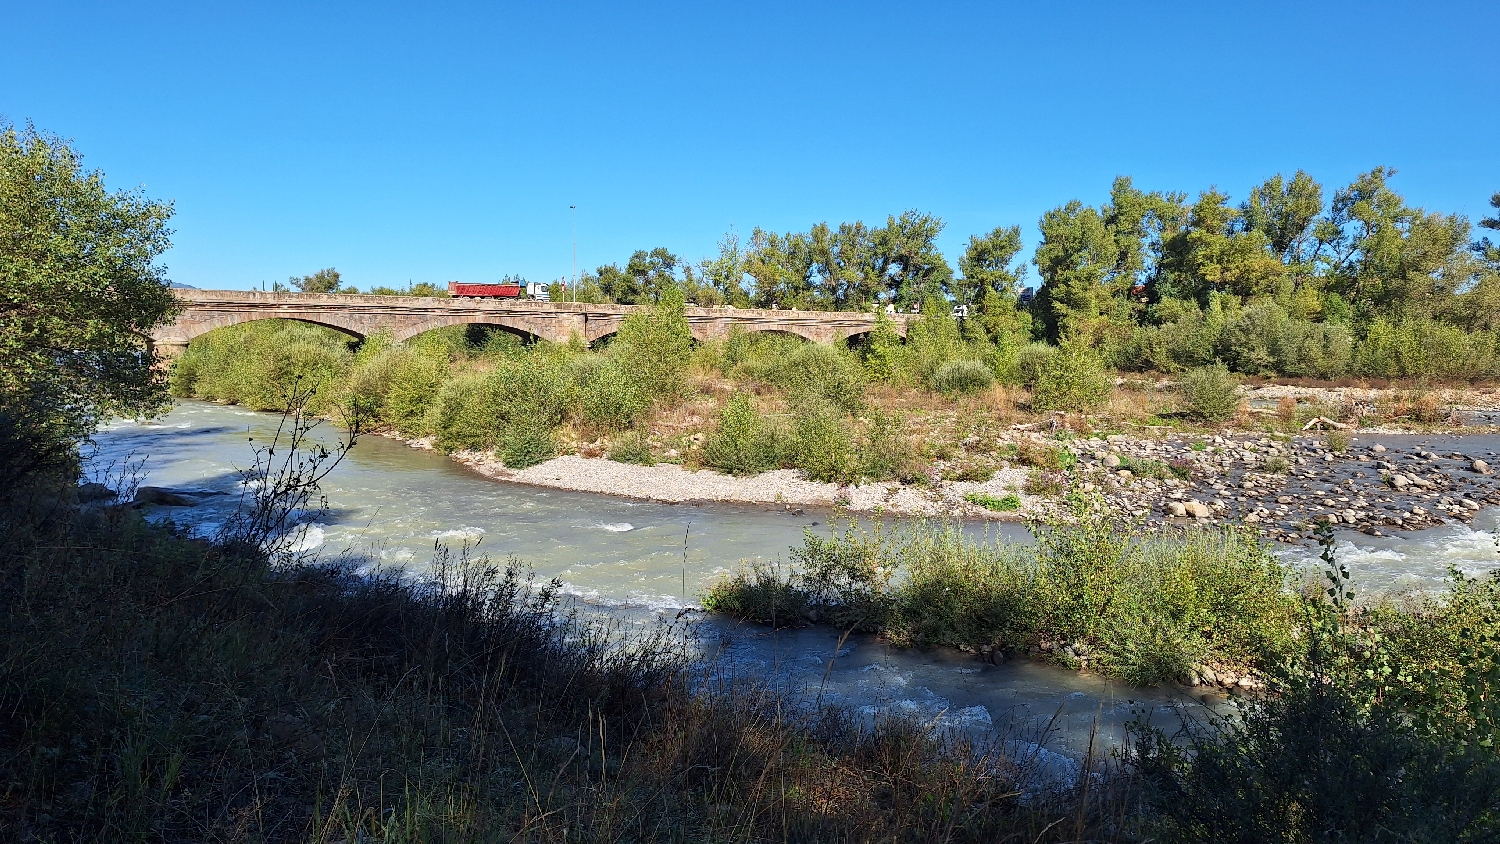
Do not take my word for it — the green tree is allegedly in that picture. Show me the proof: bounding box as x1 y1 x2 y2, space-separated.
1472 191 1500 271
957 224 1024 303
745 227 818 309
1241 170 1324 265
699 229 753 307
612 285 693 398
292 267 346 293
0 123 177 479
1317 168 1473 319
1033 178 1183 344
871 210 954 307
1159 190 1286 303
1032 201 1115 343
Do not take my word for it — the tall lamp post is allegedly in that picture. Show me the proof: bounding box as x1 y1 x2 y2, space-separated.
570 205 577 303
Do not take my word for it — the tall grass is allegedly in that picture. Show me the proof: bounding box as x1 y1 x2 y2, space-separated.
1 476 1136 842
706 501 1295 685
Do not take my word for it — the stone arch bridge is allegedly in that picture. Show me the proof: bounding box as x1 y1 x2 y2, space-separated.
150 289 908 354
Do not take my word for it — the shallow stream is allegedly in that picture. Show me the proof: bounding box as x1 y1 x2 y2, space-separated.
88 402 1500 772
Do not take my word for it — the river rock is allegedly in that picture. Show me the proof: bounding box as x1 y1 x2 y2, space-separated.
1372 443 1387 453
1197 666 1218 686
1103 453 1121 468
1183 500 1211 519
1474 460 1490 474
1390 474 1411 489
1167 501 1187 517
133 487 201 507
77 482 116 502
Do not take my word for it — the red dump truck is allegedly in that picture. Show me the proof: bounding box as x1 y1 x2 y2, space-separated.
448 282 522 298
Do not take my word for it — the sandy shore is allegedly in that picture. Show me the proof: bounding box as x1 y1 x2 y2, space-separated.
386 434 1039 518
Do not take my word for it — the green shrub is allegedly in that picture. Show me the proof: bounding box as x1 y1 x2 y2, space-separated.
1353 317 1500 380
727 335 867 413
607 430 656 466
1028 344 1112 412
1216 303 1352 378
1134 537 1500 841
612 287 693 398
1178 363 1240 422
927 358 995 394
382 351 448 433
171 320 355 412
788 403 856 483
1013 342 1059 387
964 492 1021 512
430 356 569 453
776 343 867 412
499 427 555 468
703 392 780 476
704 507 1294 681
855 412 925 483
700 563 809 627
573 357 653 432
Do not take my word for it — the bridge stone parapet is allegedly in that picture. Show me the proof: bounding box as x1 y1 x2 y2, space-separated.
150 290 907 353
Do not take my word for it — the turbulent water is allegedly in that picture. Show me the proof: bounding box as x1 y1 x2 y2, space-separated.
88 401 1500 770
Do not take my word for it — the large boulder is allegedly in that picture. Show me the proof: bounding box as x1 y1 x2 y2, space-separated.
77 482 116 502
133 487 201 507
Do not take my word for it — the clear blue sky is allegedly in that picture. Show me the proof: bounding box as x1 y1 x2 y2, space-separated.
5 1 1497 291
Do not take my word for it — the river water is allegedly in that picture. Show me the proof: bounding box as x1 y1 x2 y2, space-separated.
88 401 1500 774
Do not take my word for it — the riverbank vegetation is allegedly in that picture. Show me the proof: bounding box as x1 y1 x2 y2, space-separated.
10 458 1500 841
6 458 1155 841
12 121 1500 838
704 504 1295 688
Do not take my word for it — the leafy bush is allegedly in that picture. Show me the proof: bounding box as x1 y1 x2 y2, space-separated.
1216 303 1352 379
700 563 809 627
612 287 694 398
572 356 653 432
499 427 555 468
927 358 995 394
430 356 569 452
1353 317 1500 380
775 343 867 413
1028 343 1112 412
855 412 925 483
726 334 867 413
1178 363 1240 422
1134 535 1500 841
608 430 656 466
171 320 355 412
1014 342 1059 387
703 392 780 476
788 402 857 483
964 492 1021 512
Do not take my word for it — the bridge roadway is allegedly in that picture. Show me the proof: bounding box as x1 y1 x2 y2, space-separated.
150 289 909 354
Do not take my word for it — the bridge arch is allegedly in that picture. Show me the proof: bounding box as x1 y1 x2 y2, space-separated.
174 312 368 344
737 326 816 342
392 315 546 344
